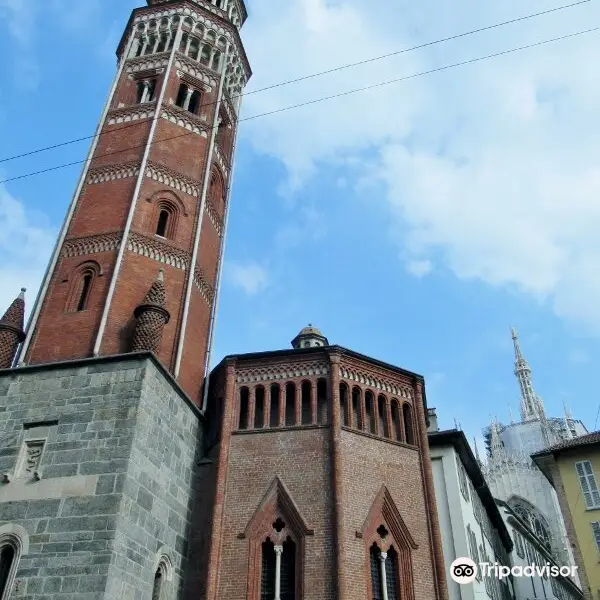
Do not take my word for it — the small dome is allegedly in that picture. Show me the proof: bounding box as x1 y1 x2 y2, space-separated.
291 324 329 350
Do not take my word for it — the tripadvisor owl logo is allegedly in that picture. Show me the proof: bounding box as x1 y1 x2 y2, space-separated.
450 558 478 584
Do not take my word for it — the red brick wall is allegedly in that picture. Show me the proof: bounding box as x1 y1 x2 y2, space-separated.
205 350 447 600
25 2 236 405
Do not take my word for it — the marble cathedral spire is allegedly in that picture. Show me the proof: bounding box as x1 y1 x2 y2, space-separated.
511 327 546 422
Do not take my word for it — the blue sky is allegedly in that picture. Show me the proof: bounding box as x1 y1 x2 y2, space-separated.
0 0 599 446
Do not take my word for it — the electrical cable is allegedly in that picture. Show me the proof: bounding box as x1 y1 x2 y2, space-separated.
1 25 598 186
0 0 594 166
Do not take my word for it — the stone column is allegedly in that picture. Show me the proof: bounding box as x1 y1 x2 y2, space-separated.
379 551 389 600
274 545 283 600
183 88 194 111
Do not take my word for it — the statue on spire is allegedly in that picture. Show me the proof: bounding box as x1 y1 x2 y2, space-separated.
511 327 546 422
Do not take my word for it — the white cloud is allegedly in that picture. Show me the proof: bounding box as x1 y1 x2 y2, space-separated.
226 261 269 296
0 186 55 321
241 0 600 333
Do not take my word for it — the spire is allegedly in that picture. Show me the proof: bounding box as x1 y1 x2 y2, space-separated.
511 327 546 422
131 271 170 354
563 399 574 439
489 418 506 461
0 288 26 369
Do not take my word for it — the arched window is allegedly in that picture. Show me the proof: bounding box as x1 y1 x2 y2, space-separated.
385 546 400 600
179 32 189 53
340 383 350 427
301 381 311 425
378 395 389 438
209 169 225 214
285 383 295 426
269 384 280 427
508 497 552 549
156 32 168 53
0 527 28 600
316 378 327 424
365 391 376 434
352 387 363 430
281 537 296 600
391 400 402 441
154 200 178 239
212 49 222 71
144 35 156 55
176 83 187 108
254 386 265 429
152 564 164 600
200 44 211 66
370 543 383 600
156 209 170 237
261 538 276 600
135 36 145 57
189 37 200 60
67 262 100 313
238 387 249 430
370 543 402 600
188 90 201 115
403 403 414 446
0 544 15 599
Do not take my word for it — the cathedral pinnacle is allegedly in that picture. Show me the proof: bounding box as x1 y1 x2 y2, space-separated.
0 288 26 369
511 327 546 422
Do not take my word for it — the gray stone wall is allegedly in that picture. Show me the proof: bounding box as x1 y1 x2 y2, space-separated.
0 354 202 600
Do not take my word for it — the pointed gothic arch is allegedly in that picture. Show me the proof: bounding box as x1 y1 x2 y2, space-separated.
209 167 225 215
360 485 417 600
242 476 313 600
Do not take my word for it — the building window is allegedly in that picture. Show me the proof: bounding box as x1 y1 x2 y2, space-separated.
0 544 15 599
340 383 350 427
370 543 401 600
365 391 376 434
136 79 156 104
351 387 363 429
285 383 296 426
77 273 93 311
176 83 188 108
269 384 280 427
391 399 402 441
575 461 600 509
403 403 414 445
153 200 178 239
188 90 201 115
260 539 276 600
591 522 600 552
152 565 164 600
301 381 311 425
316 378 328 424
156 209 170 237
67 262 100 313
260 537 296 600
254 386 265 429
378 395 389 438
238 387 249 430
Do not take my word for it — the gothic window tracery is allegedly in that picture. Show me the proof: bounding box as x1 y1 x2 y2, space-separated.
508 497 552 550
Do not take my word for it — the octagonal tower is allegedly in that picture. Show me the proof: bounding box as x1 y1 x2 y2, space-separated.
17 0 251 404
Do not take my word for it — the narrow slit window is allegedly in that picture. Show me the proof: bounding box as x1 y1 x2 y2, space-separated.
260 539 276 600
301 382 311 425
270 384 280 427
285 383 295 426
378 395 389 437
340 384 350 427
136 81 145 104
152 567 163 600
238 387 249 430
147 79 156 102
403 403 414 445
156 210 170 237
317 378 327 424
365 391 376 434
77 273 93 312
254 386 265 429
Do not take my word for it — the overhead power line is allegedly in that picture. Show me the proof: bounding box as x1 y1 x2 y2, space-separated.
0 0 594 166
1 24 599 186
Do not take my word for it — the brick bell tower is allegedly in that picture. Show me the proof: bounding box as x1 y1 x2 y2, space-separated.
13 0 251 404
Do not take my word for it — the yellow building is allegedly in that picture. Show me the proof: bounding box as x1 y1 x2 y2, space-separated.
533 431 600 600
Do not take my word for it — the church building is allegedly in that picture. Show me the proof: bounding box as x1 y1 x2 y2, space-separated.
0 1 449 599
